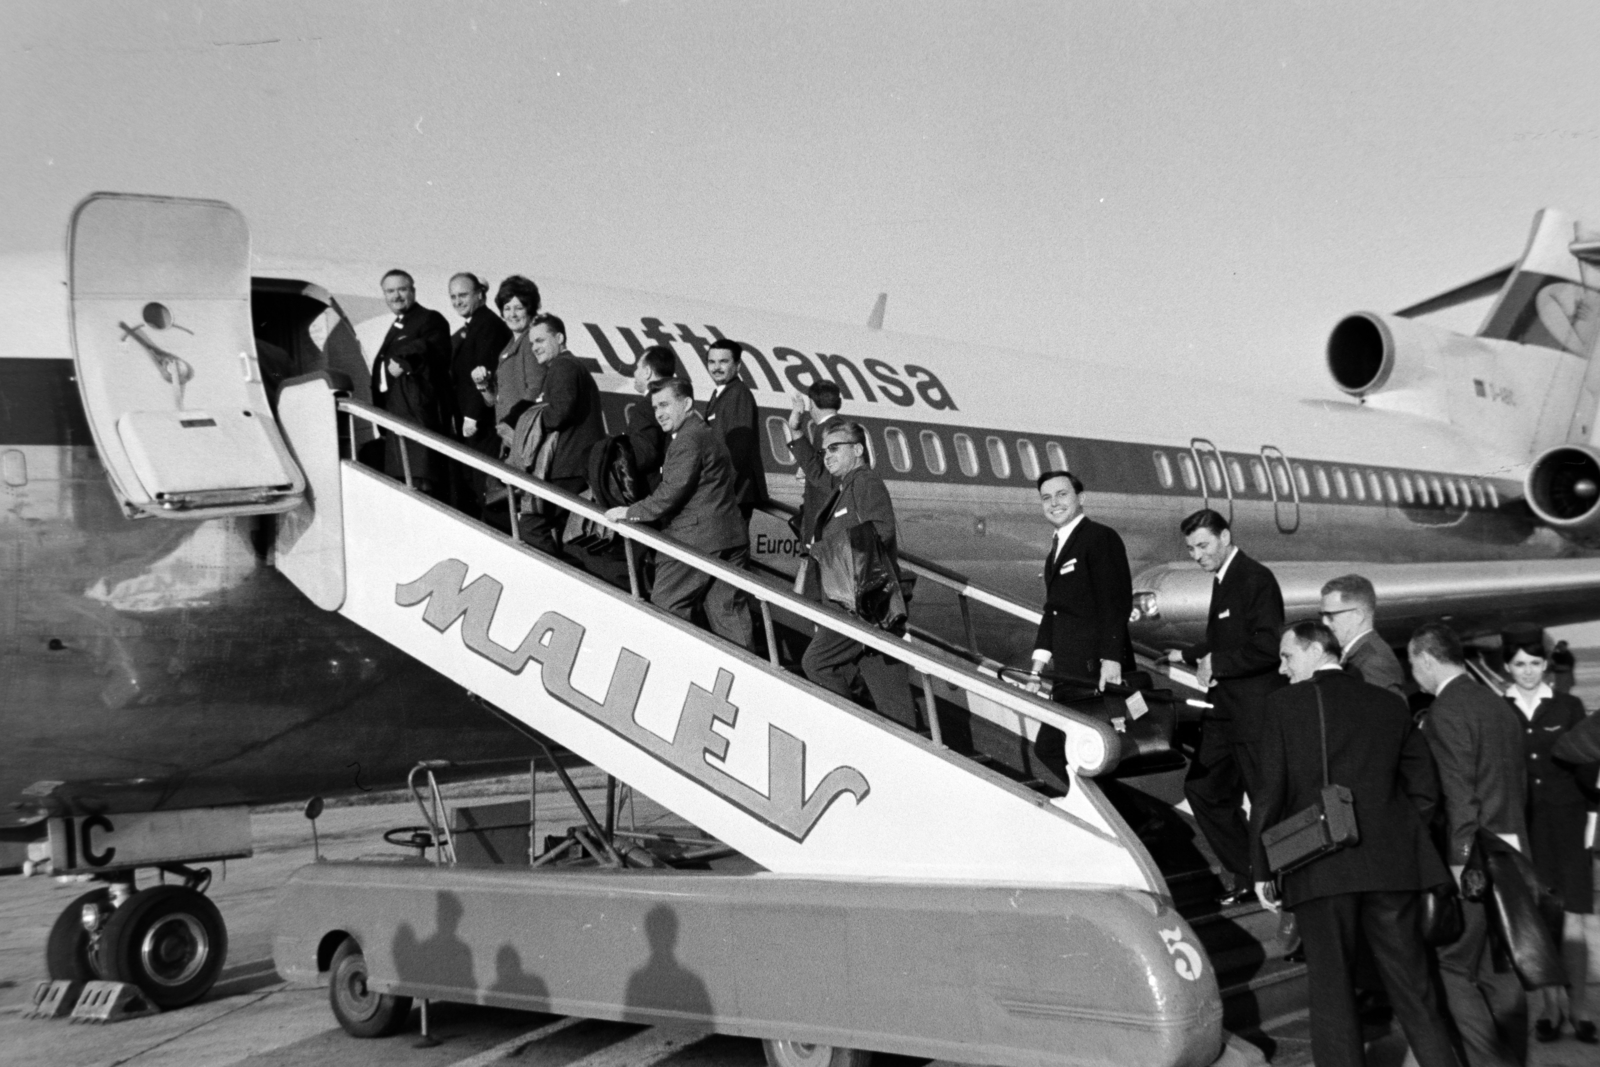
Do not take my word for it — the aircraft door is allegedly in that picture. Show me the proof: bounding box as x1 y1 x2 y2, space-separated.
68 194 306 519
1260 446 1300 533
1189 438 1232 525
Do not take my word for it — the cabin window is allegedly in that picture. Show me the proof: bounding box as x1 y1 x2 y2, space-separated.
986 436 1012 478
766 416 794 465
1292 464 1311 498
1382 472 1399 502
1486 482 1499 508
1178 453 1199 490
884 428 913 473
1431 476 1447 505
1331 468 1349 499
919 430 947 475
1368 471 1384 501
1046 441 1069 471
1456 479 1473 507
1350 470 1367 502
1271 461 1293 497
1153 450 1175 489
1225 458 1245 493
1313 466 1331 498
1200 454 1223 492
954 433 980 477
1443 479 1459 507
1249 459 1269 495
1470 481 1486 508
1016 439 1041 482
1399 473 1416 504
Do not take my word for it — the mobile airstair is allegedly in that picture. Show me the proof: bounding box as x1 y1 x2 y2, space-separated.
64 194 1295 1067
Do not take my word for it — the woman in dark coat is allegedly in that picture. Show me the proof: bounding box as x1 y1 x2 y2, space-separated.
1503 629 1598 1044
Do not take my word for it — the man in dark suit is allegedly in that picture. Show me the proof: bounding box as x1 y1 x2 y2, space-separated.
627 345 675 491
1025 469 1134 695
606 379 752 649
1168 508 1285 904
369 269 452 494
1251 621 1459 1067
520 314 605 558
446 272 513 512
1410 622 1529 1067
792 421 914 724
783 382 844 543
703 338 768 526
1320 574 1404 695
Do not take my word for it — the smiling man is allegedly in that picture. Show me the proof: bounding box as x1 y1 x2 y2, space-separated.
1027 469 1134 696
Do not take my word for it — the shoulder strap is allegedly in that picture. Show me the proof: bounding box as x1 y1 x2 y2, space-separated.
1315 683 1330 788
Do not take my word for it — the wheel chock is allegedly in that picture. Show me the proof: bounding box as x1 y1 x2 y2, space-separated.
22 979 81 1019
68 981 159 1024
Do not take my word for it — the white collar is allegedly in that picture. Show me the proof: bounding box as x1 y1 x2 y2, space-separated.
1051 514 1086 552
1506 682 1553 719
1313 663 1343 675
1215 546 1239 583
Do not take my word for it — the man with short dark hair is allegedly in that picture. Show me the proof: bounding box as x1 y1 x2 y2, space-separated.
1409 621 1529 1067
1027 469 1134 694
1168 508 1286 905
704 338 768 525
521 313 605 557
370 269 452 493
605 379 752 648
793 420 914 724
1251 621 1459 1067
628 345 676 490
1320 574 1404 695
784 383 846 543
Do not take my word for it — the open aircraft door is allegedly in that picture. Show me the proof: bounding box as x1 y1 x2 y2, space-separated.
68 193 306 519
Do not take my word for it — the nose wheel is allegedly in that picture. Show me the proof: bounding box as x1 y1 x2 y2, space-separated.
94 885 228 1008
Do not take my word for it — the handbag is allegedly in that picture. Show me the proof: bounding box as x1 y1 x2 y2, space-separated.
1421 882 1465 947
1261 684 1360 875
1466 830 1567 990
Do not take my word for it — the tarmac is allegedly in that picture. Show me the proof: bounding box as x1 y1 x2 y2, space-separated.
2 744 1599 1067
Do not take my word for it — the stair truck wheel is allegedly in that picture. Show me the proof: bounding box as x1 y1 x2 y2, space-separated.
99 885 227 1009
761 1039 873 1067
46 887 113 982
328 938 413 1038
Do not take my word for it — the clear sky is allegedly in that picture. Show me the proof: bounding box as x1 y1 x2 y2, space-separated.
8 0 1600 384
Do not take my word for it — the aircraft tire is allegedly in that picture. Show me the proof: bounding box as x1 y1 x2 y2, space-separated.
46 887 112 982
99 885 227 1009
761 1039 873 1067
328 938 413 1038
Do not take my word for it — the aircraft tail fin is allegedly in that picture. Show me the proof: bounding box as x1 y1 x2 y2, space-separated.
1475 208 1600 360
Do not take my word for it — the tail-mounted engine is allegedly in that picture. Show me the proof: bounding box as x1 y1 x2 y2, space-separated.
1527 444 1600 545
1326 311 1451 397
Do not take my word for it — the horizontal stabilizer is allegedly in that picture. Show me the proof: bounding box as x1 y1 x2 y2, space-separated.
1395 263 1514 319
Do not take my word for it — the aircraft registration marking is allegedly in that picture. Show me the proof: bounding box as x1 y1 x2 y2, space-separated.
395 558 871 842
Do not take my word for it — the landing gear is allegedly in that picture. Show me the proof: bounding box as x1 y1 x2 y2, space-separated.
328 938 413 1038
761 1039 873 1067
96 885 227 1009
45 886 112 982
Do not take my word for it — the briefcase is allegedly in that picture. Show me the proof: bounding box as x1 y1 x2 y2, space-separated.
1262 686 1359 875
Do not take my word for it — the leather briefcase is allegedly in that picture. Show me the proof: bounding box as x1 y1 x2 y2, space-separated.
1262 685 1360 875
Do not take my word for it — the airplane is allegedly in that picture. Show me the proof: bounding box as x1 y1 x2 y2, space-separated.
4 192 1600 1010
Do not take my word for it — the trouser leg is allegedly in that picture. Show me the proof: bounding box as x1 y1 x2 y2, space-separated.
1294 894 1364 1067
1362 891 1463 1067
1183 718 1252 882
650 556 713 623
1436 897 1526 1067
803 626 866 701
702 545 754 651
858 653 917 729
518 475 584 556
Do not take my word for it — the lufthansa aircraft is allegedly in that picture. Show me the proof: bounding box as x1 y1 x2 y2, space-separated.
4 194 1600 1004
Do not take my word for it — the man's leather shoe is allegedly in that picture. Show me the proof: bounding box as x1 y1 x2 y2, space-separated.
1534 1018 1561 1043
1572 1020 1596 1044
1217 886 1257 908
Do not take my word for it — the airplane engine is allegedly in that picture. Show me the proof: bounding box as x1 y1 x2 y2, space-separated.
1325 311 1446 397
1527 444 1600 544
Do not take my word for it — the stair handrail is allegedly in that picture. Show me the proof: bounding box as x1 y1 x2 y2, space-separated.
337 398 1123 777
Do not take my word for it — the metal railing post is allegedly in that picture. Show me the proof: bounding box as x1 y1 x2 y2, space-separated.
920 670 943 747
760 600 780 667
624 538 643 600
958 594 980 658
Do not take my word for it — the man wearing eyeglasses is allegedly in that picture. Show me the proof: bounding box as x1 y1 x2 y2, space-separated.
1319 574 1405 696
